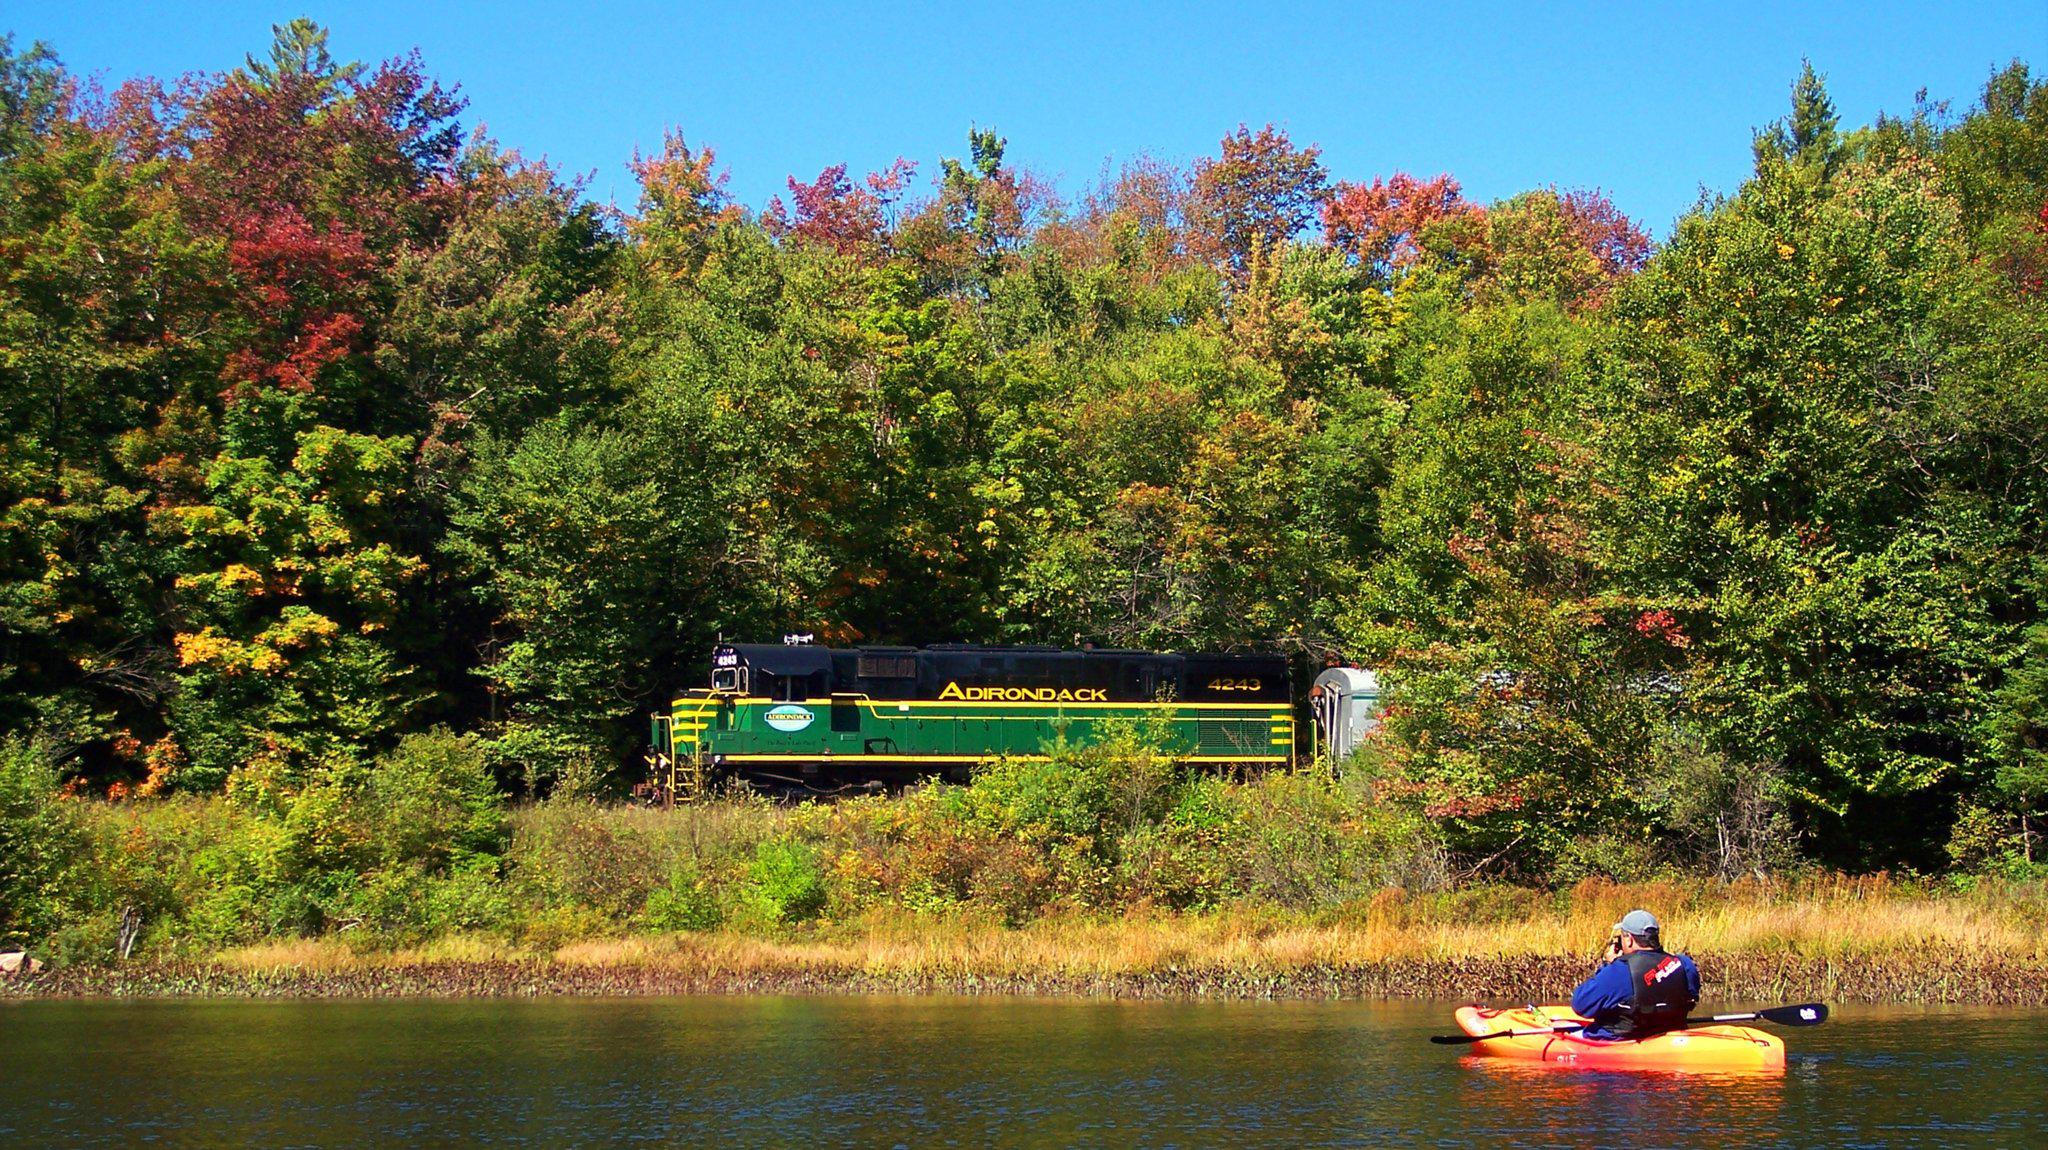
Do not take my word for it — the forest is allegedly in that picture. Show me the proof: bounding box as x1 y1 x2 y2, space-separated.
3 22 2046 961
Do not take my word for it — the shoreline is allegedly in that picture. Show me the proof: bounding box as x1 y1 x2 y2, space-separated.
8 952 2044 1005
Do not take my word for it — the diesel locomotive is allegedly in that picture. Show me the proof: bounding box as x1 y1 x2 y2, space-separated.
647 642 1296 791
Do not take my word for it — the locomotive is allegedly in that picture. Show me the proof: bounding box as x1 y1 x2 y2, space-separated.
647 641 1298 792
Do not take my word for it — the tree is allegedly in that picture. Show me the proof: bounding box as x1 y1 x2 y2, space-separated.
157 417 428 788
1322 172 1476 275
1078 154 1188 280
242 18 361 97
764 160 915 257
1475 188 1651 310
627 129 738 278
1186 124 1328 276
1972 614 2048 865
927 126 1034 278
0 35 64 166
0 44 216 754
445 420 688 785
1595 120 2036 866
131 22 466 789
1755 59 1844 177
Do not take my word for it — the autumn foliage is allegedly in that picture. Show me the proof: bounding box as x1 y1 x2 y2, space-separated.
2 24 2045 884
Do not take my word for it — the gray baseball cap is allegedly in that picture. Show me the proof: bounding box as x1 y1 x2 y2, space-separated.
1612 909 1660 937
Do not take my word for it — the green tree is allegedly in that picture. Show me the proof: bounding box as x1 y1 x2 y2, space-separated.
1755 59 1845 177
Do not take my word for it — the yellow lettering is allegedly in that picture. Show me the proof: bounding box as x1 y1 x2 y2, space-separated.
936 682 1112 703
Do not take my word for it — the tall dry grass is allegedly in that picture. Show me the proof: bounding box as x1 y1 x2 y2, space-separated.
542 876 2041 980
212 877 2041 982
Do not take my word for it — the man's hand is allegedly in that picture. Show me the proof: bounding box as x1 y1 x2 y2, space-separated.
1601 938 1621 965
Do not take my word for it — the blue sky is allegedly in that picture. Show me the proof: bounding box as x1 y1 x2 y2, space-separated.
12 2 2043 233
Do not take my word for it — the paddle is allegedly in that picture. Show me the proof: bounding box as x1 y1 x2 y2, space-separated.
1701 1003 1829 1027
1428 1002 1829 1045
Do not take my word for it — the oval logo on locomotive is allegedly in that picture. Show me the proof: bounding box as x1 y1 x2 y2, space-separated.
763 705 816 732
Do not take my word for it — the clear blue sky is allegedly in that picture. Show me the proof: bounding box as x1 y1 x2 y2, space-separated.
12 2 2044 233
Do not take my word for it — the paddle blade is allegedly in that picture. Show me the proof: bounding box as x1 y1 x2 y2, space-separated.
1758 1002 1829 1026
1429 1033 1489 1045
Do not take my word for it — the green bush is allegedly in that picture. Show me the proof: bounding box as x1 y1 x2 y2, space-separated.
74 797 274 957
641 862 723 931
0 738 83 949
743 839 825 924
353 858 513 943
1549 834 1666 885
508 799 665 921
366 730 508 868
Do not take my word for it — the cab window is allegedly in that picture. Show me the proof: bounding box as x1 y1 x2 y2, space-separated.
759 673 800 701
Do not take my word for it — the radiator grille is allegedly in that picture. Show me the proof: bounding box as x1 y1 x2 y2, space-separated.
1198 719 1262 752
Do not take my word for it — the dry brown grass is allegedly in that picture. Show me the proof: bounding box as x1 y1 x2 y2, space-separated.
203 877 2043 986
1364 876 2045 962
214 938 366 973
524 877 2045 980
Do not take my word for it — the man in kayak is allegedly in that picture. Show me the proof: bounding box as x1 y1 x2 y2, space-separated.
1569 909 1700 1040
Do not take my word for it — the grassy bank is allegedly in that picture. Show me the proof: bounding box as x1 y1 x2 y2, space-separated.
7 733 2045 1003
10 883 2045 1005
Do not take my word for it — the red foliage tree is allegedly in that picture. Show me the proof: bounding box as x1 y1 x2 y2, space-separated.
1185 124 1328 276
1558 188 1652 278
1321 172 1480 274
1084 154 1188 277
764 158 917 256
174 20 464 402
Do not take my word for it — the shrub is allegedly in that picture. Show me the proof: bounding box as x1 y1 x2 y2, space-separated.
1549 834 1666 885
365 729 507 869
275 775 370 881
72 797 273 958
507 799 663 920
353 858 513 943
486 723 611 799
1216 770 1371 905
1640 734 1796 880
743 839 825 924
0 737 83 949
641 862 723 931
954 755 1112 845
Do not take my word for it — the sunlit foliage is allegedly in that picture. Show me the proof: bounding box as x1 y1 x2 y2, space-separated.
2 25 2044 878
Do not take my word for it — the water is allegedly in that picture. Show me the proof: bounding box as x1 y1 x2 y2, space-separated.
2 996 2043 1148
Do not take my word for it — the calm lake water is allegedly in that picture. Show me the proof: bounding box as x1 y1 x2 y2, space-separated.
2 996 2042 1148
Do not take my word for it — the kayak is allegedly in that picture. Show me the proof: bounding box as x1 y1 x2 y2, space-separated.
1454 1004 1785 1071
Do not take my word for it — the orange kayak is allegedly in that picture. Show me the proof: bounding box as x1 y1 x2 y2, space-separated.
1454 1004 1785 1072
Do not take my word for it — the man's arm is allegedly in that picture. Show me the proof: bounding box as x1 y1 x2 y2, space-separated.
1570 961 1631 1019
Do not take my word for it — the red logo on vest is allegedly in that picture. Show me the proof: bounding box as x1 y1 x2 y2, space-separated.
1643 956 1682 985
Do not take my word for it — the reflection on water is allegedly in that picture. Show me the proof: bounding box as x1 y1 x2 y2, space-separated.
1458 1057 1796 1143
0 996 2042 1148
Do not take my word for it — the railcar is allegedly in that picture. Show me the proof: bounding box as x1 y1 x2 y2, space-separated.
647 642 1295 791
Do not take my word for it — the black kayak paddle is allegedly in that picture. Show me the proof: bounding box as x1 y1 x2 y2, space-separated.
1428 1002 1829 1045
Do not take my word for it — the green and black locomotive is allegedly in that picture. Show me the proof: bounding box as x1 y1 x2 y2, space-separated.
648 642 1294 789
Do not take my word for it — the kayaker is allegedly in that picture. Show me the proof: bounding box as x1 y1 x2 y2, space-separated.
1569 909 1700 1040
